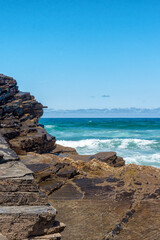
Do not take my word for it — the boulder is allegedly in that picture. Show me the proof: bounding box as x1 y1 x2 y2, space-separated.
90 152 125 167
51 144 78 155
9 128 56 154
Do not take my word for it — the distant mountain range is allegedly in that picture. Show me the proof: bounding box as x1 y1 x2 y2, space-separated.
43 108 160 118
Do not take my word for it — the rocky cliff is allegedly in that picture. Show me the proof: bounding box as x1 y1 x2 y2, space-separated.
0 74 64 240
0 74 160 240
0 74 55 154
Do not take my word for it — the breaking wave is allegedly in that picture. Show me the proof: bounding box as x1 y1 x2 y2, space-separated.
41 118 160 168
57 138 160 168
57 138 158 152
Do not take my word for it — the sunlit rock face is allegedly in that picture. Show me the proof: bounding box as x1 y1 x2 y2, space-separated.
0 74 56 154
20 149 160 240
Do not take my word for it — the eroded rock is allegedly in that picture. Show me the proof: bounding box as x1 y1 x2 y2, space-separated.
0 74 56 154
0 75 65 240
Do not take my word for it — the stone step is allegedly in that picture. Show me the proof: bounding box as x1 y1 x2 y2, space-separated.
0 135 19 162
0 206 57 240
0 191 48 206
0 175 39 192
0 161 33 179
28 233 61 240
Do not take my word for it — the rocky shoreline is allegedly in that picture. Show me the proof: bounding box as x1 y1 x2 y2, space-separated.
0 74 160 240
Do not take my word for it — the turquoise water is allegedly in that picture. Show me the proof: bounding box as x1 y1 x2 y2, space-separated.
40 118 160 168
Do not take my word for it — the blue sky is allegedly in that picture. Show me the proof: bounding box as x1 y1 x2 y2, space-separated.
1 0 160 111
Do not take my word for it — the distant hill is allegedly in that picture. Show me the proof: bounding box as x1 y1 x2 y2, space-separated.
43 108 160 118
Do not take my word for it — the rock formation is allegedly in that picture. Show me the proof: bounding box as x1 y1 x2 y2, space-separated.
20 150 160 240
0 74 160 240
0 74 64 240
0 74 55 154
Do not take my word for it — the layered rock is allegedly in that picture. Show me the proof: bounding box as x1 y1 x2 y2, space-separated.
20 151 160 240
0 74 55 153
0 75 64 240
0 134 65 240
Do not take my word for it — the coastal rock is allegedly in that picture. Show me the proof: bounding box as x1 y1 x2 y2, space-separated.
19 149 160 240
28 153 160 240
90 152 125 167
50 163 160 240
9 128 56 154
0 206 57 239
0 74 56 153
51 144 78 155
0 134 19 162
0 135 65 240
0 75 64 239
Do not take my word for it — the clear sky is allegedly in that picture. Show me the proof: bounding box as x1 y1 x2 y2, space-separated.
1 0 160 110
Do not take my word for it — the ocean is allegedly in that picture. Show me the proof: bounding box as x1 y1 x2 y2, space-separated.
40 118 160 168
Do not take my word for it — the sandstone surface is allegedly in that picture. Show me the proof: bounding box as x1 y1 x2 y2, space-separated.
20 151 160 240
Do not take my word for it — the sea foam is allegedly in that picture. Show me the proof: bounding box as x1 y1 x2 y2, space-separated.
57 138 160 168
57 138 157 151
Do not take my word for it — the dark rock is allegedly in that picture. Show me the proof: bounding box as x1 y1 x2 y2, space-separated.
40 180 64 195
26 163 51 173
9 128 56 154
49 183 83 200
0 74 56 154
56 165 78 179
90 152 125 167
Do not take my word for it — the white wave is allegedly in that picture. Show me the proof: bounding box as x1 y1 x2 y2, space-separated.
45 125 55 129
57 139 102 149
118 139 157 150
57 139 160 168
125 153 160 168
57 138 158 151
